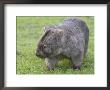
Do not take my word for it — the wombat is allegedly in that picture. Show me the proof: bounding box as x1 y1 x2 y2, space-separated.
36 18 89 70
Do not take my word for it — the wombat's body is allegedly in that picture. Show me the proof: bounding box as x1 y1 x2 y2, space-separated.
36 18 89 70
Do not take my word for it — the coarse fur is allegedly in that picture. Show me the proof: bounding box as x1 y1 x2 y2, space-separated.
36 17 89 70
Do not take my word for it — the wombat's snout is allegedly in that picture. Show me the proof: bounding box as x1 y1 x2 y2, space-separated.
35 49 40 56
35 49 44 58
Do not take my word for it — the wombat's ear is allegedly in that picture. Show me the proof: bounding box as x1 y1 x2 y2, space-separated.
55 29 64 35
43 26 51 32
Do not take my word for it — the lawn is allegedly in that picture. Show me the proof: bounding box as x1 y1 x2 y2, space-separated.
16 16 94 74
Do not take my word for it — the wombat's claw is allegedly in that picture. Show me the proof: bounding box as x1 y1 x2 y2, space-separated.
73 66 81 70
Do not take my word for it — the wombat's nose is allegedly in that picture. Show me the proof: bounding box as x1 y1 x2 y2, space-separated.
35 49 40 56
35 50 44 58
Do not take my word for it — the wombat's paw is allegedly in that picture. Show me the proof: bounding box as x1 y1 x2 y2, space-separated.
73 65 81 70
47 67 55 71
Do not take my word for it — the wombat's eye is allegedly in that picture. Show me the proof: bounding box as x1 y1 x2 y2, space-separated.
43 45 47 48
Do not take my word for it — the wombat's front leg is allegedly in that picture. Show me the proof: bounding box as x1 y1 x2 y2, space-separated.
45 57 58 70
71 51 84 70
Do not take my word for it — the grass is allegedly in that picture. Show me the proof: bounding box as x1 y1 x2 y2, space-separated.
16 16 94 74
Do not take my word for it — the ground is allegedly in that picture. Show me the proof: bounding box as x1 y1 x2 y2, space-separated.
16 16 94 74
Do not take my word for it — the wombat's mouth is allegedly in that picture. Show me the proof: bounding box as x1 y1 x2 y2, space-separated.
36 52 51 58
36 53 44 58
35 50 50 58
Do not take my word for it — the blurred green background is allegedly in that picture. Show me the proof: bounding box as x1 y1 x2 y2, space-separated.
16 16 94 74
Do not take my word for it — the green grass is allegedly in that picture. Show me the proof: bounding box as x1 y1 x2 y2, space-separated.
16 16 94 74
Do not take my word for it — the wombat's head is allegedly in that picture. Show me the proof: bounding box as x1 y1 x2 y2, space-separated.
36 26 63 58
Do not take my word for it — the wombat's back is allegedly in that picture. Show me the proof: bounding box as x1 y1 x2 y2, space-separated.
57 18 89 56
57 18 89 35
